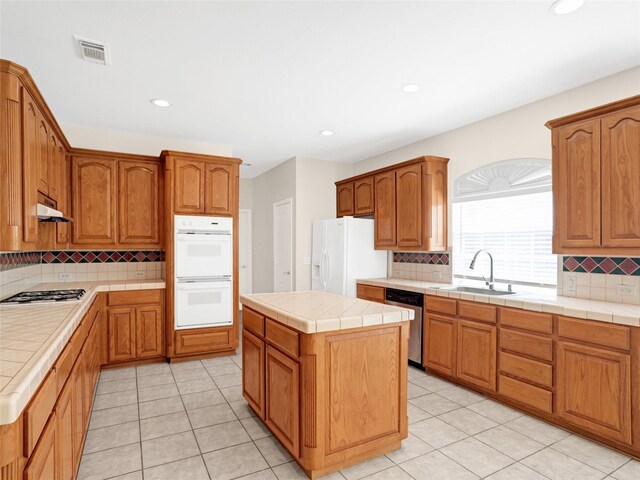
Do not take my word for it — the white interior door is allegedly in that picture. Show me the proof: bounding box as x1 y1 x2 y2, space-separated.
274 198 293 292
239 209 252 305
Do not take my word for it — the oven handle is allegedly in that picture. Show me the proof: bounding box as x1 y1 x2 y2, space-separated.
176 282 231 290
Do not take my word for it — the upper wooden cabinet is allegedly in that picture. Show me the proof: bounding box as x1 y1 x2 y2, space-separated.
118 160 161 245
174 159 205 213
547 96 640 254
336 156 449 251
205 163 234 215
21 87 40 245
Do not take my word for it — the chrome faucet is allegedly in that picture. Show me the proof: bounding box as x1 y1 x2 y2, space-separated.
469 249 494 289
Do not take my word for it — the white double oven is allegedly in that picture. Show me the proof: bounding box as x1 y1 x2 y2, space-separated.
174 215 233 329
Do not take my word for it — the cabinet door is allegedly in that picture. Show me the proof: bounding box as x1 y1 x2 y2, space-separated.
602 106 640 248
72 157 117 244
204 163 233 215
136 305 163 358
425 314 456 376
22 88 39 243
174 159 204 213
374 172 396 248
396 164 423 247
557 341 631 445
24 416 57 480
118 161 160 245
48 133 60 201
423 160 448 251
71 357 85 463
336 182 354 217
242 329 265 419
56 153 70 247
555 120 601 249
56 379 74 480
354 177 374 216
265 346 299 457
456 320 496 391
37 113 49 195
108 308 136 363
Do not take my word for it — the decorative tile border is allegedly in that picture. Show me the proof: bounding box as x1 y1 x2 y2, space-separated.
0 252 41 272
563 256 640 276
42 250 163 264
393 252 450 265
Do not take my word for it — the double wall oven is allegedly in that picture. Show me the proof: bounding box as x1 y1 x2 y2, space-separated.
174 215 233 329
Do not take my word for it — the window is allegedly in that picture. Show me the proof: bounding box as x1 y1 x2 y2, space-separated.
452 159 555 288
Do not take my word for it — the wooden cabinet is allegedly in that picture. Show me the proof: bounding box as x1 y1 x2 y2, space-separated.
48 132 61 201
21 87 40 244
72 156 117 245
24 416 57 480
37 113 50 196
242 329 265 419
205 163 234 215
354 177 374 215
56 379 75 480
136 305 163 358
456 319 496 391
425 313 456 376
118 160 160 245
107 308 137 363
336 182 355 217
396 164 422 247
548 95 640 253
356 284 385 303
71 358 85 465
56 152 71 247
374 171 396 247
557 341 631 445
174 159 205 213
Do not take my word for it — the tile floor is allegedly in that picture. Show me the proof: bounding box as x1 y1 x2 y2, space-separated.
79 355 640 480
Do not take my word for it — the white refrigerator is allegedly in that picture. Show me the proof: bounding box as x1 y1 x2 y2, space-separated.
311 217 387 297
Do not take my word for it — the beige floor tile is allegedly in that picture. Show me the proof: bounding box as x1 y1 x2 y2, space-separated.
108 472 142 480
201 356 235 367
144 455 210 480
229 399 257 419
139 395 185 419
438 408 498 435
99 367 136 382
485 463 548 480
407 403 432 424
467 399 523 424
385 433 434 464
89 404 138 430
504 415 571 446
172 367 212 382
240 470 278 480
82 420 140 454
611 460 640 480
410 417 468 449
96 378 136 395
77 444 142 480
437 386 486 406
140 411 192 441
410 374 457 392
177 377 217 395
410 393 460 416
141 431 201 469
440 437 513 477
170 360 205 373
241 416 273 440
206 363 242 378
255 436 293 467
92 389 138 411
407 382 429 399
136 372 175 388
522 447 605 480
362 466 413 480
195 420 252 453
138 382 179 402
220 385 244 402
136 362 171 377
214 372 243 388
182 389 226 410
474 425 544 461
399 450 478 480
203 442 269 480
340 455 395 480
551 435 630 474
187 403 236 429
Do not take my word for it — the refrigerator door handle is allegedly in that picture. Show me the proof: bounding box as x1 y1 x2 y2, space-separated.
321 249 328 290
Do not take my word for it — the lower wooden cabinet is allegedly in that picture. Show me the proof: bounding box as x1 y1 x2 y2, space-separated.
136 305 163 358
108 308 137 362
242 329 265 419
355 284 385 304
56 379 75 480
24 416 57 480
557 341 632 445
456 320 496 391
425 313 456 376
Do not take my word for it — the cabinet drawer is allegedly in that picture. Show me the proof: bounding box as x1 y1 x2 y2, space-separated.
499 308 552 334
425 296 457 316
266 319 299 358
175 328 232 355
500 329 553 362
55 342 75 395
500 352 552 388
25 370 58 455
499 374 552 413
459 301 496 324
108 289 163 307
356 284 385 303
244 308 265 337
558 316 630 351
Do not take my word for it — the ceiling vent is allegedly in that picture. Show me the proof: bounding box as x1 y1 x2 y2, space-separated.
74 36 111 65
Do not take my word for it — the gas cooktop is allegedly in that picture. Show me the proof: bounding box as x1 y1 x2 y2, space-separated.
0 289 86 305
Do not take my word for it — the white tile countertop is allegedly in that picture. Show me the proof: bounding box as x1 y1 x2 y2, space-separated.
0 279 165 425
357 278 640 326
240 291 414 334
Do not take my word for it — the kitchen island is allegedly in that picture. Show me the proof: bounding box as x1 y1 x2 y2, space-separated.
239 291 414 479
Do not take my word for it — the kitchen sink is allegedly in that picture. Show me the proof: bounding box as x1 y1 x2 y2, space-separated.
434 286 516 296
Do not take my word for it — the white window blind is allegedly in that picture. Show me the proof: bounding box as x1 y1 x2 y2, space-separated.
452 191 556 287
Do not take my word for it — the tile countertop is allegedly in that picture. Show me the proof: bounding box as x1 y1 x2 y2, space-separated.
240 291 414 334
357 278 640 326
0 279 165 425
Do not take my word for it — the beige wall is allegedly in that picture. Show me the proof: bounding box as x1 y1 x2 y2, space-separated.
62 124 233 157
239 178 254 210
251 158 297 293
294 157 353 291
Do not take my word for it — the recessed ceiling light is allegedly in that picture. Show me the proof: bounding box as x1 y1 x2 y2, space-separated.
150 98 170 107
402 84 420 93
550 0 584 15
319 130 334 136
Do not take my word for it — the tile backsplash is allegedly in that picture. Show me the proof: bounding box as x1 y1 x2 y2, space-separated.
390 251 452 283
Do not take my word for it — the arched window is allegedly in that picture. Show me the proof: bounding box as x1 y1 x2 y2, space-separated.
452 158 555 288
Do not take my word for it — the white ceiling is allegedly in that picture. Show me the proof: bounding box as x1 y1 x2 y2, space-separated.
1 1 639 177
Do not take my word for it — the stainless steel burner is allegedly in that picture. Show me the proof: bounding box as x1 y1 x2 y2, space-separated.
0 289 86 304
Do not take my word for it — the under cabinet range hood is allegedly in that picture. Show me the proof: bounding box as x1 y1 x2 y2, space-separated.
37 203 73 223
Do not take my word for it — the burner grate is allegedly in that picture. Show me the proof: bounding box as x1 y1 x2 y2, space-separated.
0 289 86 304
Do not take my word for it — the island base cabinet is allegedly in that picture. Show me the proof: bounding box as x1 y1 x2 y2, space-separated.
242 329 265 419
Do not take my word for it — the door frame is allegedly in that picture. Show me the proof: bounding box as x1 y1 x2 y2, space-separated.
273 198 293 292
239 208 253 300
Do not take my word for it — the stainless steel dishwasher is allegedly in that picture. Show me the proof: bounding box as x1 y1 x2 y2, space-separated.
385 288 424 369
